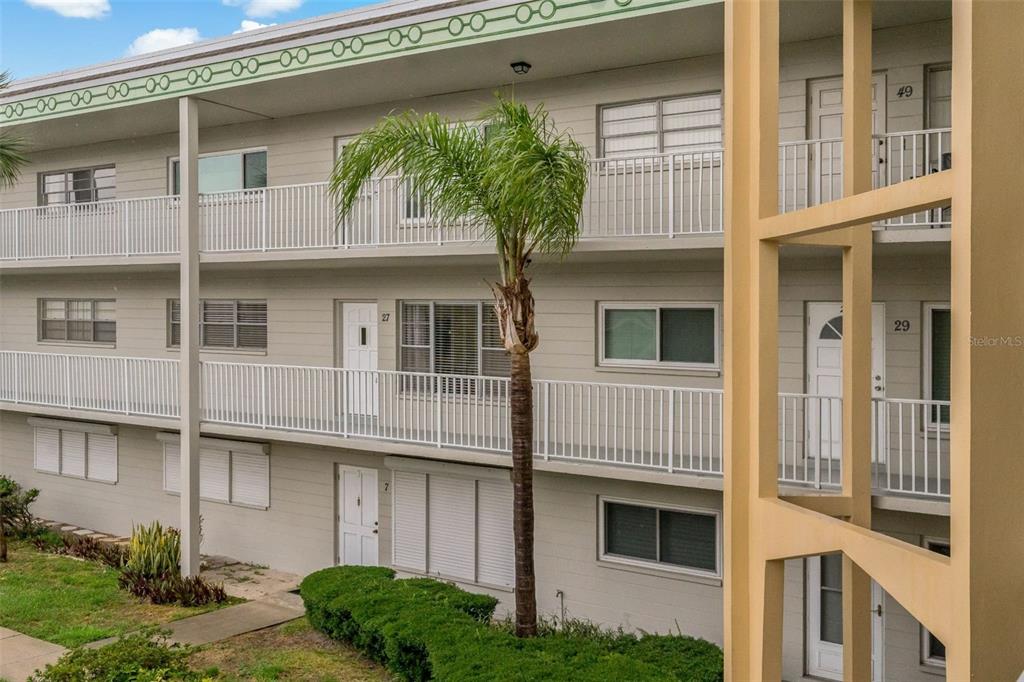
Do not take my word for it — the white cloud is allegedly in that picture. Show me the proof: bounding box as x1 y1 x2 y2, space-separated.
125 27 201 56
24 0 110 19
233 19 275 34
223 0 303 19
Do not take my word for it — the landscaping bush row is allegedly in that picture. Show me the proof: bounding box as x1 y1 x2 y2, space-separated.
301 566 723 681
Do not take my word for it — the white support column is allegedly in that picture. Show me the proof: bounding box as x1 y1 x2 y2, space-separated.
178 97 201 577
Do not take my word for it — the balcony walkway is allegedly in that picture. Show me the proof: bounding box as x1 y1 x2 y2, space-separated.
0 350 950 501
0 129 951 264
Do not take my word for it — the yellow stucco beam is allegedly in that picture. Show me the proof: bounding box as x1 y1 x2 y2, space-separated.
758 498 952 642
759 171 953 241
778 494 853 517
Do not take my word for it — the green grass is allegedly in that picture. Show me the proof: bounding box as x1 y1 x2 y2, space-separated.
0 541 234 648
191 617 389 681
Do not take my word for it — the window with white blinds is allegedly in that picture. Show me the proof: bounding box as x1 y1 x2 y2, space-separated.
399 301 509 377
391 469 514 588
168 299 267 350
599 92 723 157
162 441 270 509
32 424 118 483
39 299 116 344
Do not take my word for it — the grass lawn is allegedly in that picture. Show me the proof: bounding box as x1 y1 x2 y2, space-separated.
0 541 234 648
190 617 389 682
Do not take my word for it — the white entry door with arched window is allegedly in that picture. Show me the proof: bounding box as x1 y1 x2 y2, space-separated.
805 302 886 461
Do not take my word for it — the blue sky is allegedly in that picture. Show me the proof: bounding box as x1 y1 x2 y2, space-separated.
1 0 377 80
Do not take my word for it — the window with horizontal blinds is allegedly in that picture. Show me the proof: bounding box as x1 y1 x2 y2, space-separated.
162 442 269 509
601 499 719 576
34 428 61 473
392 471 428 572
391 469 514 587
33 425 117 483
599 93 722 157
399 301 510 379
39 299 116 344
168 299 267 350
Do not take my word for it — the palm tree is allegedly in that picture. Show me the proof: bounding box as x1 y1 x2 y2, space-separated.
0 71 28 189
329 96 588 637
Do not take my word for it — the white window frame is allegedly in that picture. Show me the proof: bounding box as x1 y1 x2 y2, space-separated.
922 302 951 431
388 460 514 590
920 537 949 669
167 299 268 351
598 302 721 371
38 164 116 205
28 418 118 484
597 496 721 579
598 91 724 158
38 298 116 345
158 433 270 510
167 146 268 195
399 300 508 377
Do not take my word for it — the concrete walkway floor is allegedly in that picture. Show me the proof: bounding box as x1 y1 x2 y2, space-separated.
0 627 67 682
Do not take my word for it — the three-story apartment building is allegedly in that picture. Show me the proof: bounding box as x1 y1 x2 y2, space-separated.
0 0 955 679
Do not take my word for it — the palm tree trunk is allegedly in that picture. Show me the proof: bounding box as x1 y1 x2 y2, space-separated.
510 348 537 637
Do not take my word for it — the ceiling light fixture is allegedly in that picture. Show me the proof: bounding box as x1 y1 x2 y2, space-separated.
510 61 532 75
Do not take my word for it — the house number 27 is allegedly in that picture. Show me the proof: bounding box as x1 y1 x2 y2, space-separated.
381 313 391 322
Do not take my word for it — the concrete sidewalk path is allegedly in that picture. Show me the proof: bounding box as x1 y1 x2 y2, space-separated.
0 627 66 682
164 597 305 646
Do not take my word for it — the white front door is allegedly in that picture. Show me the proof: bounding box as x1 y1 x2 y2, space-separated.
808 74 887 203
806 555 885 681
340 302 379 417
337 465 379 566
805 302 886 460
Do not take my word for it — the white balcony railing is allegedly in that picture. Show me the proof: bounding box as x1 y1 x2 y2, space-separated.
0 350 950 500
0 131 951 262
779 128 952 228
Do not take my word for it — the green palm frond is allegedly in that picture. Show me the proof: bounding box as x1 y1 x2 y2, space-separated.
0 71 28 189
328 94 589 285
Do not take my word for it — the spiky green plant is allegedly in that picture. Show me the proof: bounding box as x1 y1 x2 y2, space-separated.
125 521 180 578
330 95 588 636
0 72 28 189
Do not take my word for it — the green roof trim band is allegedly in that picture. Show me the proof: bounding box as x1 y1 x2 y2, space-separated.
1 0 713 126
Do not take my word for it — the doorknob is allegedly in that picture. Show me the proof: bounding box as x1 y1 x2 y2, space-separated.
372 529 378 535
874 375 881 381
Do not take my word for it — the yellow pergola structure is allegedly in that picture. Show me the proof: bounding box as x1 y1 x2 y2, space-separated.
722 0 1024 679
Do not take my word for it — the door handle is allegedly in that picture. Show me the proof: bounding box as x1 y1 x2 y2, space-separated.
372 529 378 535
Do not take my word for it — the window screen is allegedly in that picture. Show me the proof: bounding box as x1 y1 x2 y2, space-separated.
172 150 268 194
39 299 116 344
603 500 718 574
399 301 510 378
601 304 717 368
600 93 722 157
38 166 116 205
169 299 267 350
930 308 951 423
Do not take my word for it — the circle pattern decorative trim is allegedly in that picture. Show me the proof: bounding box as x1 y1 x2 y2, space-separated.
538 0 556 19
407 25 423 43
469 12 486 31
186 70 199 86
280 50 293 67
231 61 244 77
246 58 259 74
515 4 533 24
70 92 81 106
447 16 464 36
350 36 364 54
296 47 310 64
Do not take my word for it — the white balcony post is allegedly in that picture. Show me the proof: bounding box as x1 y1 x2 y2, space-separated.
668 156 676 237
178 97 202 578
65 205 72 259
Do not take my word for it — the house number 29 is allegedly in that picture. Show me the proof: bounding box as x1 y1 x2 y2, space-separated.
893 319 911 332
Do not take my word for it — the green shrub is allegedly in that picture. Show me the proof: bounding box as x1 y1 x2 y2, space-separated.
33 532 128 569
27 629 204 681
119 569 227 607
0 475 43 539
126 522 180 578
300 566 723 681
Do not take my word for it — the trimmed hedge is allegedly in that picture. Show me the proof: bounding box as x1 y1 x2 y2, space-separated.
300 566 723 681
